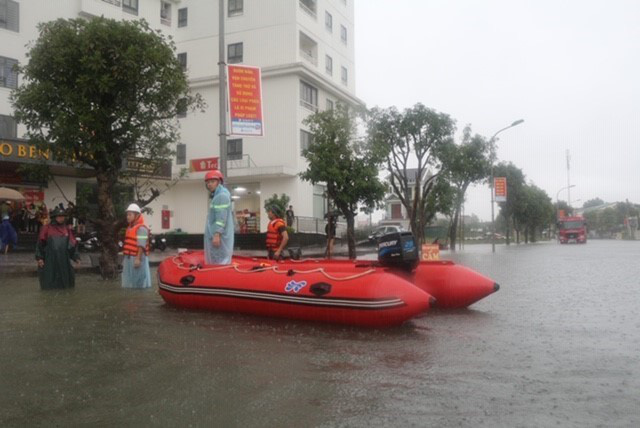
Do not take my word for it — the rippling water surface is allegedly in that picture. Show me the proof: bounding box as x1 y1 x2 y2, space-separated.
1 240 639 426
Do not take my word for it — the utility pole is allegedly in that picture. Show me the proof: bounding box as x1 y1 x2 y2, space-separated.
218 0 228 177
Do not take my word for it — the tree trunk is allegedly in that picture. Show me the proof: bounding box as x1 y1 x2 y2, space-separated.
505 215 511 245
449 212 459 252
345 212 356 260
96 171 120 279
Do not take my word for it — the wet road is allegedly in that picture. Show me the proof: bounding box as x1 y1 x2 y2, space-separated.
1 240 639 427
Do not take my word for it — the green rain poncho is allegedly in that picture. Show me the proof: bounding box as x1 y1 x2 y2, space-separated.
35 221 80 290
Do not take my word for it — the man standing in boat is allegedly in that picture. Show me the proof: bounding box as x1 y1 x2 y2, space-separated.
121 203 152 289
204 170 234 265
266 205 289 260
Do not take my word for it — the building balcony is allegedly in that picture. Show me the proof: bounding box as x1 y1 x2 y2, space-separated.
299 32 318 67
299 0 317 19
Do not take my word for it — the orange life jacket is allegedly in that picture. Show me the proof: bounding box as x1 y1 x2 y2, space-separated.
123 215 150 256
266 218 286 250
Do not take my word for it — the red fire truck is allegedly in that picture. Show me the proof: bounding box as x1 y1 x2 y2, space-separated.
557 215 587 244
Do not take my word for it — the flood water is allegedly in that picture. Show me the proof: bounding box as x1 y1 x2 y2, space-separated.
1 240 639 427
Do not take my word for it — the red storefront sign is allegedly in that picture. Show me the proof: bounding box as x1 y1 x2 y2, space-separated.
190 157 219 172
227 65 264 137
494 177 507 202
22 190 44 204
421 244 440 261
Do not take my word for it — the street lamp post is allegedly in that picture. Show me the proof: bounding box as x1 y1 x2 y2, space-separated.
490 119 524 253
555 184 576 212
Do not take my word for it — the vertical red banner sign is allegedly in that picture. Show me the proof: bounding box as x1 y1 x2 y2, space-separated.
227 65 264 137
494 177 507 202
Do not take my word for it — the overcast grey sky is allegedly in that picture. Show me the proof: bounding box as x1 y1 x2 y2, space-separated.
354 0 640 221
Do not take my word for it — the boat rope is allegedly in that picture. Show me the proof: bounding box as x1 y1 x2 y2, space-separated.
170 256 377 281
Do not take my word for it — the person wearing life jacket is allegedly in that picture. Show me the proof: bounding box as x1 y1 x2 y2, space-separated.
121 203 152 288
204 169 234 265
266 205 289 260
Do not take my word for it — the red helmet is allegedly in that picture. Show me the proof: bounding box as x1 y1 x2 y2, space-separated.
204 169 224 183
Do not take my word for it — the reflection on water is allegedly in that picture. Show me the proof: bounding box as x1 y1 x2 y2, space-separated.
1 240 639 426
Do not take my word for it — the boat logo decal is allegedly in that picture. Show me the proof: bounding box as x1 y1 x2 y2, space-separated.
285 280 307 293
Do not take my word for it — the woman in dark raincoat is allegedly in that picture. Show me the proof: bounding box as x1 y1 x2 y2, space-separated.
35 207 80 290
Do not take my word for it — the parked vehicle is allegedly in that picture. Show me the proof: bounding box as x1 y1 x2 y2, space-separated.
151 235 167 252
77 232 101 252
368 225 404 243
557 216 587 244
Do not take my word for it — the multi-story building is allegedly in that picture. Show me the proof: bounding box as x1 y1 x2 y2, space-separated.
0 0 362 233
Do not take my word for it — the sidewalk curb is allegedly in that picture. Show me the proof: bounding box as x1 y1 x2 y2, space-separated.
0 249 374 278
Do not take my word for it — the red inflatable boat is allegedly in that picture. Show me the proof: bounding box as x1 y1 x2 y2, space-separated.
275 258 499 309
157 251 434 328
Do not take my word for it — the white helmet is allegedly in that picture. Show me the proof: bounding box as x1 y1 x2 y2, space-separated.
126 203 142 213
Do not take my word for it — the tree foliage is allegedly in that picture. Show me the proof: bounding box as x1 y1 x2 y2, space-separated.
495 162 527 244
583 198 605 209
12 17 204 277
263 193 290 217
438 126 491 250
301 106 386 259
367 103 455 247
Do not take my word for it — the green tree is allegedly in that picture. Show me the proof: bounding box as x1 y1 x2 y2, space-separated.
301 107 386 259
494 162 526 244
517 184 554 242
12 18 204 277
439 126 491 251
583 198 605 209
263 193 290 218
367 103 455 247
423 176 456 232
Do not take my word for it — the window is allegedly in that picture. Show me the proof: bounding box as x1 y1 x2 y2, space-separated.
300 130 313 155
0 56 18 89
325 11 332 32
227 43 243 64
0 114 17 139
325 55 332 75
178 8 188 27
160 2 171 26
326 99 334 111
0 0 19 32
122 0 138 15
176 144 186 165
340 25 347 44
227 139 243 160
228 0 243 16
177 53 187 71
300 81 318 111
341 66 348 85
176 98 187 118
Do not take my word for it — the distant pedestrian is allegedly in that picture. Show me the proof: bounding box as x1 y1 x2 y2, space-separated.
121 203 152 289
285 205 295 228
1 215 18 254
35 207 80 290
324 212 337 258
26 203 37 233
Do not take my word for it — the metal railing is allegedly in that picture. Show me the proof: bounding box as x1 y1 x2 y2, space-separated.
298 1 317 19
293 216 346 237
299 49 318 66
227 154 257 170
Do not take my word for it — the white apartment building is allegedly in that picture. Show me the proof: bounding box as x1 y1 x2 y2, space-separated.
0 0 363 233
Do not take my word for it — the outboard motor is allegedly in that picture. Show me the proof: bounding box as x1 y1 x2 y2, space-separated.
377 231 419 271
